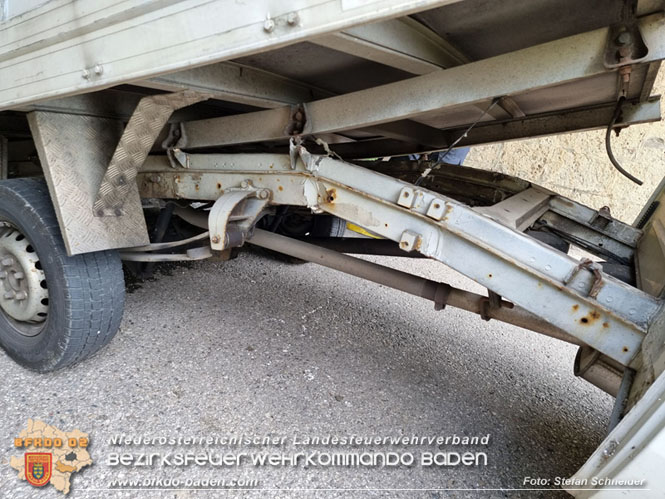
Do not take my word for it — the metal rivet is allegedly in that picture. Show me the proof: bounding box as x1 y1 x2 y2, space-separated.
94 64 104 75
15 291 27 301
1 257 13 267
0 271 6 279
3 291 15 299
13 271 24 280
263 18 275 32
211 235 221 244
287 12 300 25
82 69 90 80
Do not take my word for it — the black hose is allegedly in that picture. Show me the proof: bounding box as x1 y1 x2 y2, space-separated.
606 98 643 185
143 203 176 276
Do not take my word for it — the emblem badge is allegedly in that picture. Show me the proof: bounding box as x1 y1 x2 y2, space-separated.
25 453 52 487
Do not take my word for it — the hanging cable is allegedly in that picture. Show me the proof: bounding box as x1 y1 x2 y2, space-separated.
415 97 500 186
606 97 643 185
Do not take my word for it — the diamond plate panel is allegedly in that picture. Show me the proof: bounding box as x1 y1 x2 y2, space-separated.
93 91 208 216
28 112 150 255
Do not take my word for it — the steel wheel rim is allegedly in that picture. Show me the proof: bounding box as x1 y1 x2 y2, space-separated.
0 221 49 337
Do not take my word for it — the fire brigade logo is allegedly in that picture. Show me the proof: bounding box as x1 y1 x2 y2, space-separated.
25 453 52 487
10 420 92 494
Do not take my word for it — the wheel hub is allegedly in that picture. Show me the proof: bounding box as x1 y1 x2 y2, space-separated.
0 225 48 324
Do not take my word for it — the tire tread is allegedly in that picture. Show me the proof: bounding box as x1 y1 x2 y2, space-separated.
0 178 124 371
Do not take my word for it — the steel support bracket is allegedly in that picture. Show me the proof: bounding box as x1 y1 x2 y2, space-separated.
433 283 452 311
208 183 271 251
94 91 209 217
604 15 649 69
162 123 191 169
480 290 504 321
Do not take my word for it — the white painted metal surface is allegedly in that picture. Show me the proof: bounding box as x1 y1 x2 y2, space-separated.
2 0 52 21
567 370 665 498
0 0 460 110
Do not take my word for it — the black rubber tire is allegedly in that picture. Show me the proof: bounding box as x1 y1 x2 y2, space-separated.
0 178 125 372
312 215 347 237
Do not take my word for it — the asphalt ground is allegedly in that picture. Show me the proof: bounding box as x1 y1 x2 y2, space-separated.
0 247 614 498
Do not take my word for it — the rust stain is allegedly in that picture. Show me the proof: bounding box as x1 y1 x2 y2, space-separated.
572 304 579 312
216 182 222 190
579 309 601 325
195 184 199 191
325 188 337 203
488 274 493 278
603 322 610 328
622 346 629 353
441 203 453 222
278 186 284 191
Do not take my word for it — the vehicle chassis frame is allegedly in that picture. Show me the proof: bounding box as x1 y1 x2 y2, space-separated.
133 148 663 372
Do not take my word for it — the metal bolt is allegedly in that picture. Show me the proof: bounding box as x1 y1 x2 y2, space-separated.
211 235 221 244
15 291 27 301
240 180 249 189
1 257 14 267
13 271 24 280
287 12 300 26
263 17 275 33
616 31 632 46
82 69 90 80
150 174 161 183
259 190 269 199
602 440 619 458
3 291 15 300
94 64 104 75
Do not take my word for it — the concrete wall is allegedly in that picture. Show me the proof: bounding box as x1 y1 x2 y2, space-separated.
466 69 665 224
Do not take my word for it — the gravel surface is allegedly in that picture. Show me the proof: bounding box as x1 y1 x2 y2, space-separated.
0 249 614 498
